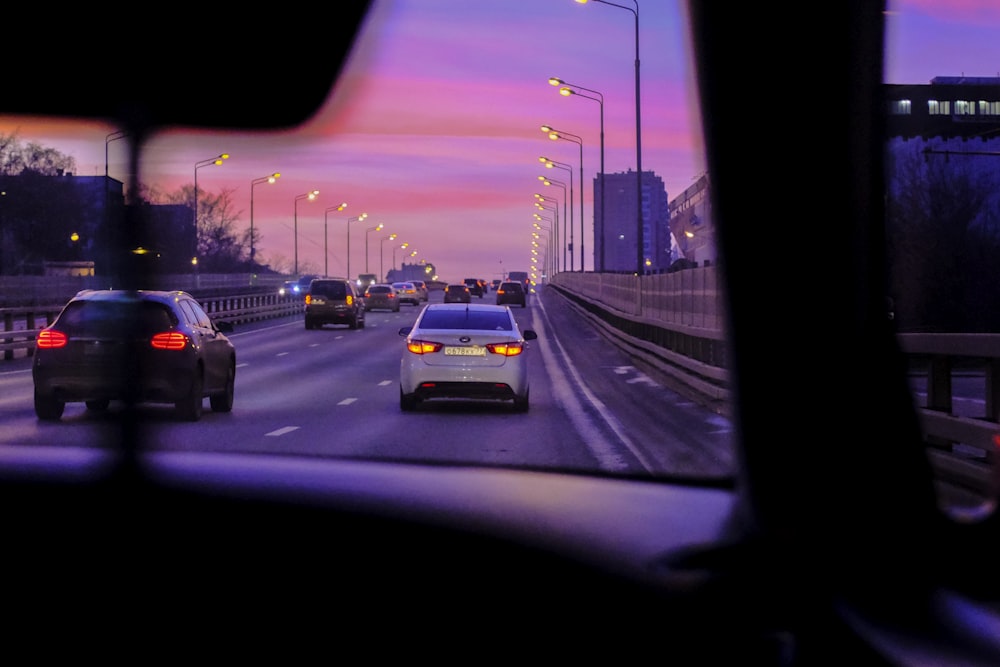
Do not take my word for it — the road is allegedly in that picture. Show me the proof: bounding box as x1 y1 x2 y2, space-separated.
0 286 735 480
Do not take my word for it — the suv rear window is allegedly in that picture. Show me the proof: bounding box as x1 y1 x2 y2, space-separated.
58 300 177 335
310 281 349 299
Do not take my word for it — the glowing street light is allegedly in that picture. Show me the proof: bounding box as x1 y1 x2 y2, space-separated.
294 190 320 275
575 0 641 273
540 156 574 271
537 176 566 274
392 242 409 271
365 222 384 273
541 124 584 272
194 153 229 271
380 233 398 281
346 213 368 280
250 173 280 266
551 76 605 271
324 202 348 277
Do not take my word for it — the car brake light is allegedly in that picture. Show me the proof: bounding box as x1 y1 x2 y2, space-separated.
407 339 443 355
36 329 68 349
487 341 524 357
151 332 189 350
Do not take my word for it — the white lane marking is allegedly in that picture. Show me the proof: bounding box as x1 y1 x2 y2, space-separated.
339 398 358 405
378 380 392 386
277 352 289 357
535 295 654 473
237 363 249 368
266 426 299 437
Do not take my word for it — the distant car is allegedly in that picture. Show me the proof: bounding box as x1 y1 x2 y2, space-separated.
495 281 527 308
463 278 484 298
278 280 304 298
32 289 236 422
410 279 429 302
491 279 502 291
443 283 472 303
364 284 400 312
305 278 366 329
391 281 420 305
398 303 537 412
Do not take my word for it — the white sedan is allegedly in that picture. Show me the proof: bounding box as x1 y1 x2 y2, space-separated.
398 303 537 412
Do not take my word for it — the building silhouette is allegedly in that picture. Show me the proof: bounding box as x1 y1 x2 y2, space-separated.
594 169 670 274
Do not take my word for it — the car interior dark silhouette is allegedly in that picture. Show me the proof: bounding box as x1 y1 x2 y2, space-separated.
3 1 999 663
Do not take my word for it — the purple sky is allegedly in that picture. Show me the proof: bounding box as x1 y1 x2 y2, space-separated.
4 0 999 282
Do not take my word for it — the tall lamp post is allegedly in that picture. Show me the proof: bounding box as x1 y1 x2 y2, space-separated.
537 176 566 275
324 202 348 277
294 190 320 276
541 125 584 272
105 131 128 277
392 242 409 272
194 153 229 271
540 157 574 272
380 233 397 281
365 223 384 273
534 193 559 271
345 213 368 281
551 77 605 272
576 0 641 273
250 173 281 266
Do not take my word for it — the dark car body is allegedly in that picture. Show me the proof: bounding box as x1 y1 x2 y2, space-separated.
364 284 400 312
304 278 366 329
463 278 484 298
494 281 526 308
31 289 236 422
443 283 472 303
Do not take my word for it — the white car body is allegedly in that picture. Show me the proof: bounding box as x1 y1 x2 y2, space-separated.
398 303 536 411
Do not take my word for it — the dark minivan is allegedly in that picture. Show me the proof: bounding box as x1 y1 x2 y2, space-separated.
304 278 366 330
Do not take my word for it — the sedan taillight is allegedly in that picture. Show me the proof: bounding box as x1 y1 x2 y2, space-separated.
486 341 524 357
151 332 189 350
407 339 443 355
36 329 68 349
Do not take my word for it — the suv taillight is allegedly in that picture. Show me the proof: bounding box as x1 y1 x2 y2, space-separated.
151 332 189 350
36 329 68 349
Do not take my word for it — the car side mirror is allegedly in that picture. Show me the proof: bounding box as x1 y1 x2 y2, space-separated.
216 321 234 334
523 330 538 341
399 327 412 336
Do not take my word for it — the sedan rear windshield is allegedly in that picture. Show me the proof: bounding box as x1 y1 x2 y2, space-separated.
418 309 513 331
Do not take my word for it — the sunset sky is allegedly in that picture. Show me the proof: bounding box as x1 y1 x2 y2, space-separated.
3 0 999 282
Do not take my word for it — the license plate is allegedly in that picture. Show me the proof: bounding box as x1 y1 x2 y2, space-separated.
445 346 485 356
311 297 326 304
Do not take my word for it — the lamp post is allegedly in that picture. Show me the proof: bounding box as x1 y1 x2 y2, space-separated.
534 193 559 273
345 213 368 281
294 190 320 276
576 0 641 273
380 233 397 281
194 153 229 271
537 176 567 276
105 131 128 278
541 125 584 272
533 222 553 282
392 242 409 272
250 173 281 266
539 156 573 272
324 202 348 277
365 223 384 273
551 77 605 272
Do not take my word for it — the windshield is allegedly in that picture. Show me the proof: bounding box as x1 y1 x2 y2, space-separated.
2 0 998 516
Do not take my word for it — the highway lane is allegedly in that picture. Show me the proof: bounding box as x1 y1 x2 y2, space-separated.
0 286 735 480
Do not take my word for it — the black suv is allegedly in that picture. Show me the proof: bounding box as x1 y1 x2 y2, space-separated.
304 278 366 330
463 278 484 298
32 289 236 422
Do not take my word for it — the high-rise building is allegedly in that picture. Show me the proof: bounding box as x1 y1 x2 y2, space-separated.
594 169 669 274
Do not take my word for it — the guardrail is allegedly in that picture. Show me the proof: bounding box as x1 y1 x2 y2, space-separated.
551 270 999 510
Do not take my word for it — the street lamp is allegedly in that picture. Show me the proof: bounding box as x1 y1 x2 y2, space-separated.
345 213 368 281
365 223 384 273
551 77 605 271
105 131 128 277
294 190 320 276
575 0 641 274
537 176 567 275
380 233 397 281
541 125 584 272
250 173 281 266
324 202 348 277
533 195 559 274
540 156 574 271
392 242 409 272
194 153 229 270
